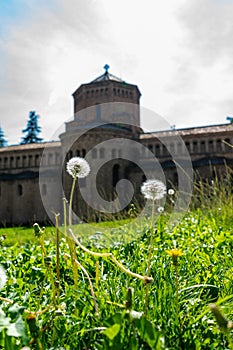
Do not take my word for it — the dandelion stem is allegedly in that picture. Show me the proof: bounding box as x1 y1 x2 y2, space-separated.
69 229 153 283
175 264 179 322
147 200 155 276
0 296 13 304
74 258 99 317
63 197 67 235
145 200 155 315
67 177 79 289
69 176 77 227
39 236 45 267
96 259 99 291
55 213 60 306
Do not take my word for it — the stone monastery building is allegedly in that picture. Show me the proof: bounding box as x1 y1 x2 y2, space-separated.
1 66 233 226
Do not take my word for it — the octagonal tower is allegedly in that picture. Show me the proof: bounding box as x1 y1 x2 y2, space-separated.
60 66 143 221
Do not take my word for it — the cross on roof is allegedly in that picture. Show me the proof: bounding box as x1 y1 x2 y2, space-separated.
104 64 110 73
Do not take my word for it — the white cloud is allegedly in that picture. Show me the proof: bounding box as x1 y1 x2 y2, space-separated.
162 0 233 127
0 0 109 144
1 0 233 143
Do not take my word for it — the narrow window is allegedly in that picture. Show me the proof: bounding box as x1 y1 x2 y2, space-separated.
216 139 222 152
208 140 214 152
16 156 20 167
18 184 23 196
148 144 154 153
29 155 33 166
185 142 190 151
100 148 105 159
200 141 205 153
35 154 40 167
55 153 60 164
92 149 97 159
193 141 198 153
23 155 27 167
162 145 169 156
112 164 120 187
48 153 53 165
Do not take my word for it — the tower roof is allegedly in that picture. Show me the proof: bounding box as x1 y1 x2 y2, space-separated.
90 64 124 83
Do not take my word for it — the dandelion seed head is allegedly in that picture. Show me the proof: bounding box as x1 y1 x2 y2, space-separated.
0 265 7 291
157 206 164 213
66 157 90 179
141 179 166 201
168 188 175 195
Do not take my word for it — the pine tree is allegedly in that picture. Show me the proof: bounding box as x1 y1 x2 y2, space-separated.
0 126 7 147
21 111 43 144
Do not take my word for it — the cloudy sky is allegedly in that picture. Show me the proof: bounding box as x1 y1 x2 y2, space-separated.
1 0 233 145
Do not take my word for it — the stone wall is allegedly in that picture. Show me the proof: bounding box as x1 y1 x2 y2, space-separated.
0 142 62 225
0 123 233 225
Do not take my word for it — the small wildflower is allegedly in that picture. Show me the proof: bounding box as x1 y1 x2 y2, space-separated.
168 188 175 195
0 265 7 290
141 179 166 201
157 206 164 213
166 248 183 266
66 157 90 178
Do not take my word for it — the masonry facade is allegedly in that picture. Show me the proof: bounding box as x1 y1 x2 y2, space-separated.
1 67 233 225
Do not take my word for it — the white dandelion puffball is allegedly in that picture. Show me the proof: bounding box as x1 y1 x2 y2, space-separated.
168 188 175 196
66 157 90 178
0 265 7 290
157 206 164 213
141 179 166 201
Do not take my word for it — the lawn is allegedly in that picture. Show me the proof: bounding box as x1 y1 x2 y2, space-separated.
0 179 233 349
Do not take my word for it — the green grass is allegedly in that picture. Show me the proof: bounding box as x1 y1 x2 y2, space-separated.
0 179 233 349
0 218 133 246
